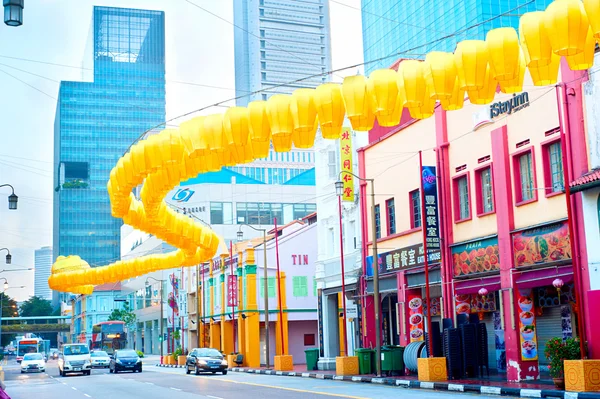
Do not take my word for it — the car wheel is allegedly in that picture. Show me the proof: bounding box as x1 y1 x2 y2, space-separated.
195 366 200 376
222 370 228 375
114 369 118 374
86 371 91 376
20 370 24 374
186 366 191 375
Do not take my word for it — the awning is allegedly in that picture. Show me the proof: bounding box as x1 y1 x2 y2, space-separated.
366 276 397 294
323 283 358 296
454 274 501 295
514 265 573 289
570 168 600 193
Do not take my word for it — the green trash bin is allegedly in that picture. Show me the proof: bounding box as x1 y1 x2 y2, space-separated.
390 346 405 375
305 348 320 371
380 346 393 372
355 348 373 375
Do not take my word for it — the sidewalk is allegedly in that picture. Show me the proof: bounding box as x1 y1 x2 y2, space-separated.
226 364 599 399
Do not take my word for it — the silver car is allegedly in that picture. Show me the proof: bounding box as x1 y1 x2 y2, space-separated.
90 350 111 368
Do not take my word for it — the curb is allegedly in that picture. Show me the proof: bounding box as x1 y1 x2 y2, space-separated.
227 367 600 399
156 364 186 369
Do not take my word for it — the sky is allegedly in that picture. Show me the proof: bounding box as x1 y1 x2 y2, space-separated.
0 0 363 301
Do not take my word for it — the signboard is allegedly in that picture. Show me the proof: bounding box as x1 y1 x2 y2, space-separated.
490 92 530 118
421 166 440 250
340 127 354 202
452 236 500 277
227 275 238 307
317 289 324 357
455 294 497 314
516 288 538 361
512 221 571 268
346 305 358 318
407 295 424 343
366 244 441 276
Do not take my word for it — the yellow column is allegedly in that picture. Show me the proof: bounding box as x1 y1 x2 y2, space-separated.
237 253 246 358
338 292 346 356
274 271 293 371
243 247 260 368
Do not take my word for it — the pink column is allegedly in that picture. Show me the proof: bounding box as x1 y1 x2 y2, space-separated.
397 271 409 346
491 126 538 381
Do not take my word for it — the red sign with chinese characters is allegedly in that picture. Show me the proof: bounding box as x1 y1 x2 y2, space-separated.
227 275 238 307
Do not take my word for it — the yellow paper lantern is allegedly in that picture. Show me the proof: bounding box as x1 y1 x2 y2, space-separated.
407 83 435 119
584 0 600 39
143 134 163 172
467 65 498 105
271 134 293 153
180 117 208 159
314 83 345 139
368 69 400 118
398 60 427 107
130 142 147 179
224 106 250 163
566 27 595 70
499 49 526 94
248 100 271 143
424 51 457 100
291 89 318 148
486 27 521 81
519 11 553 68
341 75 375 131
528 52 561 86
544 0 590 56
266 95 294 151
440 76 466 111
455 40 489 90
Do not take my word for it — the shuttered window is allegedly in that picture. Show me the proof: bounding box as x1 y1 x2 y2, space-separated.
293 276 308 297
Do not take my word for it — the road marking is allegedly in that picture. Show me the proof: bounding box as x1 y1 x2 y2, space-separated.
145 382 154 385
84 395 91 398
207 396 223 399
72 387 78 391
170 387 182 391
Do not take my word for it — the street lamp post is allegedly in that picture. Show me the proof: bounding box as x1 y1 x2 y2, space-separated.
333 181 349 357
3 0 24 27
237 224 270 368
336 171 381 377
0 249 12 265
0 184 18 210
146 277 165 358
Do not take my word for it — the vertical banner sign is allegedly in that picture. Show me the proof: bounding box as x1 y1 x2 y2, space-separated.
517 288 538 361
340 127 354 202
407 295 425 343
421 166 440 250
227 275 238 307
317 289 324 357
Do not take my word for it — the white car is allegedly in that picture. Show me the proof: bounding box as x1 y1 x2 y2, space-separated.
58 344 92 376
90 350 111 368
21 353 45 373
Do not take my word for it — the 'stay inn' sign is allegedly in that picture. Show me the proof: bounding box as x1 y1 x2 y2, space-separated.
489 92 530 118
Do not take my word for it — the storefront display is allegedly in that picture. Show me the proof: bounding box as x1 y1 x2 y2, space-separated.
407 294 424 343
517 288 538 361
452 236 500 277
513 221 571 268
454 293 497 314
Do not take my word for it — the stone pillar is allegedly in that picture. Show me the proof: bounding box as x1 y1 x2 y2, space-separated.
243 248 260 368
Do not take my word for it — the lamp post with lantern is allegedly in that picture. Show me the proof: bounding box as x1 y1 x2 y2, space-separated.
0 185 17 210
3 0 23 27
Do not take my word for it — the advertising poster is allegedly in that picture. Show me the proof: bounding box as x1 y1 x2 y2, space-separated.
421 166 441 250
407 295 424 342
452 237 500 277
513 221 571 268
454 294 497 314
423 297 441 316
517 288 538 361
339 128 354 202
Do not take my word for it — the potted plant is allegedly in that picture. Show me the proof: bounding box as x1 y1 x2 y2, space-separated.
544 337 581 389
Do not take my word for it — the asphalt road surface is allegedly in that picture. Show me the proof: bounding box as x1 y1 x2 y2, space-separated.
3 358 508 399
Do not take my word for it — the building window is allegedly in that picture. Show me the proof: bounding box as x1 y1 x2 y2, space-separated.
513 147 538 205
292 203 316 220
453 173 471 222
304 334 316 346
210 202 224 224
475 166 494 215
386 198 396 235
543 140 564 194
409 189 421 228
292 276 308 297
259 277 276 298
374 204 381 239
328 150 337 179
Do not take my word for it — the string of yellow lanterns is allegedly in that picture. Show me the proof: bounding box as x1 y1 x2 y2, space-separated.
49 0 600 294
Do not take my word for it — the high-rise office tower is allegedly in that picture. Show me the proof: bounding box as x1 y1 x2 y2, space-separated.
233 0 332 106
362 0 554 74
34 246 53 300
53 7 166 272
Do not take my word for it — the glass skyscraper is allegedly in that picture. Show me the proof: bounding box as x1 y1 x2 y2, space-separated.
53 6 166 269
233 0 332 106
362 0 554 74
34 246 53 300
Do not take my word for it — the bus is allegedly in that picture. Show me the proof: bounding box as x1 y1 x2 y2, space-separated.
16 337 42 363
91 321 126 355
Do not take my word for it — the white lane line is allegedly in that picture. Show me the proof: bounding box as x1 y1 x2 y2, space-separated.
72 386 78 391
170 387 182 391
84 395 91 398
207 396 223 399
145 382 154 385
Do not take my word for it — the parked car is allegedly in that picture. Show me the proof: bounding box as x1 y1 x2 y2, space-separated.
185 348 228 375
90 350 111 368
58 344 92 376
109 350 142 374
20 353 46 373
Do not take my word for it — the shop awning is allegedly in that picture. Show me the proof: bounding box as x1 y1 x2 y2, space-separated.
454 275 501 295
514 265 573 289
323 283 358 296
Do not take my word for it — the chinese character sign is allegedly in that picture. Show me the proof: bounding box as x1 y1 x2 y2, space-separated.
421 166 440 250
227 275 238 307
339 127 354 202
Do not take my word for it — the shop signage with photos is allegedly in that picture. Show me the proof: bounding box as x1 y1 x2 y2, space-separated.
423 297 441 317
454 294 497 314
407 295 424 343
339 127 354 202
517 288 538 361
366 244 441 276
513 221 571 268
452 236 500 277
422 166 441 250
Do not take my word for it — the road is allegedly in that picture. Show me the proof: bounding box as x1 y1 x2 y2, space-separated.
3 359 506 399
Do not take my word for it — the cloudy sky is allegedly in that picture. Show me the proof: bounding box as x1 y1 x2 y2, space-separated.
0 0 363 300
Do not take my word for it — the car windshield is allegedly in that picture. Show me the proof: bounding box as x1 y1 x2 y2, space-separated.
23 353 42 361
117 350 138 358
63 346 90 356
196 349 223 358
91 351 108 357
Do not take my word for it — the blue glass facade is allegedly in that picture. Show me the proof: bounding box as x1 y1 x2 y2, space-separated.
233 0 332 106
53 7 166 268
362 0 554 74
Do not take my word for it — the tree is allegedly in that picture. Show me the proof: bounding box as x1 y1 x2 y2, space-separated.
107 302 136 330
0 292 18 318
19 296 53 317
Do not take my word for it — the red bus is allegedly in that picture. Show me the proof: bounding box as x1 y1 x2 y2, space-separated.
90 321 126 355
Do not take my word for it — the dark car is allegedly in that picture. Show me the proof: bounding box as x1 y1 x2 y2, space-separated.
186 348 228 375
109 349 142 374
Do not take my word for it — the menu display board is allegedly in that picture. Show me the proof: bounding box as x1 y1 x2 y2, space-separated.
407 294 424 343
513 221 571 268
517 288 538 361
454 294 497 314
452 237 500 277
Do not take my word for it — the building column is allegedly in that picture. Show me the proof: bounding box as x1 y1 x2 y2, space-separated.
275 272 289 356
243 248 260 368
323 293 340 358
237 258 246 357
